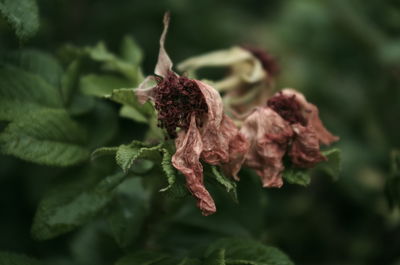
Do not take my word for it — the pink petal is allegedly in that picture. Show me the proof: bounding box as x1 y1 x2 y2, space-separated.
289 123 327 168
134 76 157 104
196 80 224 127
241 107 293 188
154 12 173 78
281 89 339 145
171 114 216 216
218 115 249 180
196 80 227 164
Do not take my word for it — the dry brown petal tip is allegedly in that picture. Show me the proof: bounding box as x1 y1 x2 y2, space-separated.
171 114 216 215
155 12 173 78
134 76 157 104
279 88 339 145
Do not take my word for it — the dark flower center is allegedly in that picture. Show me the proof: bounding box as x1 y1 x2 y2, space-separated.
241 46 279 76
154 72 208 138
267 93 307 126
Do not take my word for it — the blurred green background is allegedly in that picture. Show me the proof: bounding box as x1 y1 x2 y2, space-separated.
1 0 400 264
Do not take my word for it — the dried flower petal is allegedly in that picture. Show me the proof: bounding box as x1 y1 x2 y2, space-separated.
178 47 254 71
241 108 293 187
154 12 173 78
135 76 157 104
219 115 249 180
197 80 227 164
178 46 273 116
241 45 280 76
289 123 327 168
172 114 216 216
281 89 339 145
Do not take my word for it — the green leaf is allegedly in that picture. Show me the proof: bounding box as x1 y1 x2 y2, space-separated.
67 93 96 116
386 150 400 209
206 165 238 202
283 168 311 187
86 42 143 83
108 177 150 248
91 146 119 161
120 35 143 65
391 150 400 174
115 141 165 173
115 141 153 173
31 172 125 241
0 109 89 166
1 49 63 87
61 59 81 104
320 148 341 180
80 74 131 97
107 88 154 123
115 251 168 265
205 239 294 265
0 0 39 41
203 249 226 265
0 65 63 121
81 101 118 148
115 251 201 265
119 105 148 123
0 252 43 265
106 87 138 105
159 147 176 192
115 141 177 191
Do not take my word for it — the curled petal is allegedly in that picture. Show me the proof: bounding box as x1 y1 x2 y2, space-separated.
241 107 293 188
281 89 339 145
134 76 157 104
178 46 254 72
171 114 216 216
196 80 227 164
155 12 173 78
306 104 339 145
236 55 265 84
220 117 249 180
289 123 327 168
197 80 223 126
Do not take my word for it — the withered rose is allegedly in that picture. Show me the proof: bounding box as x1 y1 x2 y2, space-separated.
240 89 339 188
135 13 248 215
178 46 278 117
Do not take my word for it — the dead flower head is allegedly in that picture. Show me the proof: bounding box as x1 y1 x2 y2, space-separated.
240 89 339 188
135 13 248 216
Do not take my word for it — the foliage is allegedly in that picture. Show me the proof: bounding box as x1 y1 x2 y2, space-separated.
0 0 39 41
0 1 399 265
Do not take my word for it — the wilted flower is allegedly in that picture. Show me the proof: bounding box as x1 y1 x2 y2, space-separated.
178 46 278 116
240 89 339 187
135 13 248 215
